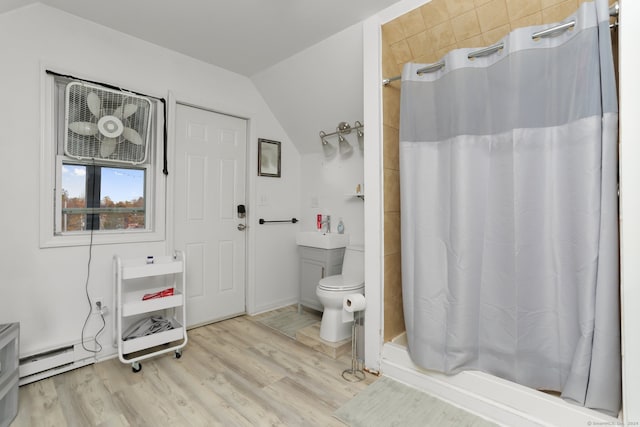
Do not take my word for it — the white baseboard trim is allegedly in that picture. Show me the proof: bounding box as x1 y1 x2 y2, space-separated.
19 339 98 385
381 342 619 427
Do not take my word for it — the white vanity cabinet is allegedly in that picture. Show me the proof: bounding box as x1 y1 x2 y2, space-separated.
113 252 187 373
298 246 345 311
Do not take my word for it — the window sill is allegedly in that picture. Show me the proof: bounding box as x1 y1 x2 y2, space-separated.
40 229 164 248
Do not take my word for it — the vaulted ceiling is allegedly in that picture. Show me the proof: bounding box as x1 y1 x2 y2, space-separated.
1 0 399 77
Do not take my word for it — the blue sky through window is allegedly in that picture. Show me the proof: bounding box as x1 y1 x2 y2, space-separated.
62 165 144 203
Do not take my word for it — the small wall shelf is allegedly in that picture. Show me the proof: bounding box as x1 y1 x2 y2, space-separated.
346 193 365 201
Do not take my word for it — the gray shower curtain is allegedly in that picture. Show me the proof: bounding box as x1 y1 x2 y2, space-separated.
399 0 620 415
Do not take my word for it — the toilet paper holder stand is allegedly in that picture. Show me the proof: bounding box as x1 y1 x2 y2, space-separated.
342 310 365 382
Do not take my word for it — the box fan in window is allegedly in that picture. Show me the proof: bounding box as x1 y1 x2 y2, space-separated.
64 82 151 165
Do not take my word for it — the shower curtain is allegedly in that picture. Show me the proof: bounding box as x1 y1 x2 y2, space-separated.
399 0 619 415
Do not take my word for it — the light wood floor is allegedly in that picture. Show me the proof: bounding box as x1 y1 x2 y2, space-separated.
11 314 376 427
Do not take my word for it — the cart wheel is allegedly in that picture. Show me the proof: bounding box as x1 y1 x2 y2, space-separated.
132 362 142 373
175 349 182 359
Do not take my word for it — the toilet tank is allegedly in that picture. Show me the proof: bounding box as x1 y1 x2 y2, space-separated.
342 244 364 285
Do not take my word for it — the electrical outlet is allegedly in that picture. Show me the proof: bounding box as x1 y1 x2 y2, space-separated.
93 298 103 314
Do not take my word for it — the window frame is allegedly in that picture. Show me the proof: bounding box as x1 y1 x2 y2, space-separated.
40 71 166 248
55 158 151 235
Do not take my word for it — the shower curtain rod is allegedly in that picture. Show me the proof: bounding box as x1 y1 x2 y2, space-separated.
382 2 619 86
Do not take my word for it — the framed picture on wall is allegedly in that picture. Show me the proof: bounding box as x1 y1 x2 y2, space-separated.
258 138 281 177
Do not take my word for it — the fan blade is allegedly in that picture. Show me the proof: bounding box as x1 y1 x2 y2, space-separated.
100 138 118 157
113 104 138 119
123 128 143 145
69 121 98 136
87 92 101 117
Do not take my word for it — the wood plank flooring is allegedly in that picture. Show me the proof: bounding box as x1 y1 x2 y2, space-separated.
11 315 375 427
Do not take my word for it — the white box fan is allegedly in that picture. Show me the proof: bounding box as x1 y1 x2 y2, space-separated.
64 82 152 164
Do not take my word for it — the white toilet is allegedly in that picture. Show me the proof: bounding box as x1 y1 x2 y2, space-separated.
316 244 364 342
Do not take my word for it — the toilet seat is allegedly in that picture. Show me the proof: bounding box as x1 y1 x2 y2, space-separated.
318 275 364 292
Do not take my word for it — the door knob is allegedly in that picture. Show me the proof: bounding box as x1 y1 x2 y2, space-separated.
237 224 247 231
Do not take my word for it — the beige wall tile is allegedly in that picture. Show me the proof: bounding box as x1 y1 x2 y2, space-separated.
429 20 457 51
417 51 442 64
384 291 406 341
446 0 476 17
383 124 400 170
384 252 402 299
458 34 486 49
384 168 401 213
384 312 405 341
384 212 401 255
382 19 406 45
399 8 427 38
511 12 542 29
388 63 404 83
435 43 458 61
506 0 542 21
381 42 402 81
383 86 401 129
407 31 435 60
546 0 590 8
389 40 413 65
482 23 511 45
382 59 403 83
420 0 450 27
476 0 510 33
384 253 405 341
382 130 403 340
541 0 566 9
451 9 482 42
541 0 578 23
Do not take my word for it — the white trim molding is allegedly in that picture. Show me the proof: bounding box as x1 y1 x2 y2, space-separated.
618 0 640 422
38 65 167 248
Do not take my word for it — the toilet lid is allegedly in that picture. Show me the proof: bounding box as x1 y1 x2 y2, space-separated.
318 275 364 291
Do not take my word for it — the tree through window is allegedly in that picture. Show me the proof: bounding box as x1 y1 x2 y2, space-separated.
60 164 145 232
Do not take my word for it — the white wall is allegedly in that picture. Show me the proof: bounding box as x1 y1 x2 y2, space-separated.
0 3 301 357
251 24 365 155
251 152 301 314
298 152 365 243
252 23 366 246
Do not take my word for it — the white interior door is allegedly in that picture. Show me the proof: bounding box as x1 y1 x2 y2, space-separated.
174 104 247 327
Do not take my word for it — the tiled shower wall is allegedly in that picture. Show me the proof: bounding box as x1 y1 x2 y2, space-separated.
381 0 617 341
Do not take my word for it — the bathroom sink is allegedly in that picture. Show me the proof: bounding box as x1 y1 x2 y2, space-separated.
296 232 349 249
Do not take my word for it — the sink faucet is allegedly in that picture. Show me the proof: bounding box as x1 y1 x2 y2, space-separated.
321 215 331 233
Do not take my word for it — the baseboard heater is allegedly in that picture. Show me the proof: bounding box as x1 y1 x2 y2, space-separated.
18 340 97 385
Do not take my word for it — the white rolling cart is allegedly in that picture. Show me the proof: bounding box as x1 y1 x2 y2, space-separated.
113 251 187 373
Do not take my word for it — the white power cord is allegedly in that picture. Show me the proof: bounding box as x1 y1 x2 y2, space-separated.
80 159 105 354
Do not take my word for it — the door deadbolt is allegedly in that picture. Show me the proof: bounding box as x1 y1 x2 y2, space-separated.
237 204 246 219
